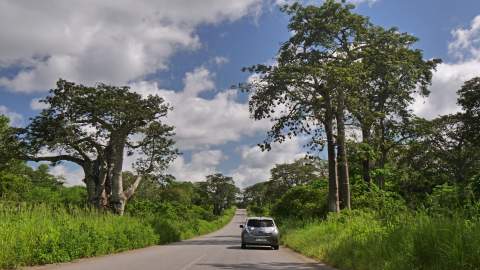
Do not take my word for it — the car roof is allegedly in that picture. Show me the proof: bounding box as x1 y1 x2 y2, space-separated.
246 217 274 220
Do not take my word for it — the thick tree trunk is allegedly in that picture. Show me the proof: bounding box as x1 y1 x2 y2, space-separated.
94 159 108 209
376 119 386 189
324 97 340 213
361 126 372 184
336 92 351 210
377 151 387 189
80 162 99 206
83 175 97 205
110 135 127 215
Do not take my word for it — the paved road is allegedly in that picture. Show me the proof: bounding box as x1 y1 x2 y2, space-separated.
30 209 334 270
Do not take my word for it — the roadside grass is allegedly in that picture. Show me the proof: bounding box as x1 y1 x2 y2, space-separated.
0 203 235 269
280 210 480 270
148 207 236 243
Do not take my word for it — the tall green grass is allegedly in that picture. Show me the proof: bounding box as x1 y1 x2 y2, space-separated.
0 203 235 269
147 207 236 243
0 203 158 269
281 210 480 270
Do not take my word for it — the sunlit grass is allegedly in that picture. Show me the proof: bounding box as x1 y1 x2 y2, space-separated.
281 210 480 270
0 203 235 269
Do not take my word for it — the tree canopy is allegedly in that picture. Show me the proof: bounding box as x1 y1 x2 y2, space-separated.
19 79 178 214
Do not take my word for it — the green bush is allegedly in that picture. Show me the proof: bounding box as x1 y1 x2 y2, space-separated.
351 181 407 218
271 185 328 221
247 205 269 216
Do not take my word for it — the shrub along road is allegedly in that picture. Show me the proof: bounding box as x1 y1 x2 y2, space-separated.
28 209 334 270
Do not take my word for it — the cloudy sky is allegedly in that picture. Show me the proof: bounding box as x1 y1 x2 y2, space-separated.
1 0 479 187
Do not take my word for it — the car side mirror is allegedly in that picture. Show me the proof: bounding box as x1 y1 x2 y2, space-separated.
239 224 244 228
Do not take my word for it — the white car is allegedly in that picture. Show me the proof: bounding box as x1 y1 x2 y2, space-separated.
240 217 279 250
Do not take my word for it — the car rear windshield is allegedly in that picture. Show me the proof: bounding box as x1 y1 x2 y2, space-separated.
247 219 274 227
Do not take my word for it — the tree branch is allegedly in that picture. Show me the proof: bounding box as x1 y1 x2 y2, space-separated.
124 175 142 200
27 155 85 166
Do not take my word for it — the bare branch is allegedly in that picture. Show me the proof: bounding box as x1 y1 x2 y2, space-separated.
124 175 142 200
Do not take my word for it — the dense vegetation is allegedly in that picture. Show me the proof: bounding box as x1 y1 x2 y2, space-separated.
0 113 237 268
241 1 480 270
0 163 236 268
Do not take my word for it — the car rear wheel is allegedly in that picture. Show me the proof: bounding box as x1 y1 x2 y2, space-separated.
272 245 279 250
241 243 246 249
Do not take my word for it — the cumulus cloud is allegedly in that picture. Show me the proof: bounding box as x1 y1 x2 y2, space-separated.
448 15 480 61
130 67 269 150
412 60 480 118
229 138 305 188
48 163 85 187
0 0 262 93
0 105 23 126
167 149 226 181
413 15 480 119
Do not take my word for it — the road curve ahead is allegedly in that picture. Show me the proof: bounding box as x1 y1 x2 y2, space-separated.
30 209 334 270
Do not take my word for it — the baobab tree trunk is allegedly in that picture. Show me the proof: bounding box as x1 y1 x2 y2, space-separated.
94 159 108 209
361 126 372 184
110 135 127 215
336 91 351 210
323 96 340 213
108 134 144 215
376 118 386 189
83 172 97 206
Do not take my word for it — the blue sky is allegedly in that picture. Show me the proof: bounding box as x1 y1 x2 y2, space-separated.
0 0 479 187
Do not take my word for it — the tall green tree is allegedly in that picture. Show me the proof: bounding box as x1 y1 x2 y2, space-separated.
242 1 375 211
271 158 327 188
394 78 480 204
0 116 22 170
202 173 238 215
19 79 178 214
350 26 440 187
457 77 480 144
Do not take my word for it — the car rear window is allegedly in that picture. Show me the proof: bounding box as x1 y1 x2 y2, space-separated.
247 219 274 227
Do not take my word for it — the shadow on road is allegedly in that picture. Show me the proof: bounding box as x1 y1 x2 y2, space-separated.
226 246 272 250
169 239 240 246
197 262 327 269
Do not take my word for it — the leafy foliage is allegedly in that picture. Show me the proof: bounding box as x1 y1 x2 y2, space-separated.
271 185 328 221
19 79 178 214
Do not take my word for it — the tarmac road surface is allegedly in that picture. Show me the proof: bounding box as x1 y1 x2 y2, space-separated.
29 209 334 270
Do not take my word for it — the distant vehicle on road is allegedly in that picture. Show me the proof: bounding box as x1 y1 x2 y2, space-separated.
240 217 279 250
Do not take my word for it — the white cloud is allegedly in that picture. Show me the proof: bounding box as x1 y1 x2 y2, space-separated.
0 105 23 126
130 67 269 150
449 15 480 61
48 163 85 187
30 98 49 110
0 0 262 93
412 60 480 119
212 56 230 66
183 67 215 97
167 149 226 181
413 15 480 119
229 138 305 187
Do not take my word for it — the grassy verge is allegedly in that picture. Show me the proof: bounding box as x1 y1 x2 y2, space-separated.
280 210 480 270
0 204 235 269
147 207 236 243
